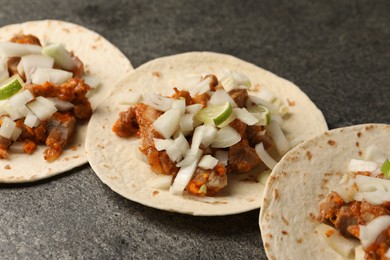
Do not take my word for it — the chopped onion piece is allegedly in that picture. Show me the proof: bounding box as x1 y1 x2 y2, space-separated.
179 114 194 132
364 145 387 164
257 88 276 102
171 99 186 115
46 98 74 111
0 42 42 57
259 170 272 185
189 77 211 96
170 150 203 194
146 175 173 189
41 43 74 70
354 175 390 205
198 155 218 169
31 68 72 85
355 246 365 260
5 105 23 120
83 75 101 89
27 96 57 121
176 150 199 167
271 114 283 125
0 116 16 138
153 138 174 151
185 104 202 114
143 92 172 112
9 141 24 153
233 108 258 125
10 126 22 141
21 54 54 83
316 224 355 257
0 58 9 82
8 89 34 107
211 126 241 148
174 133 190 156
201 124 217 147
214 150 228 165
220 74 236 92
208 89 237 107
255 142 277 169
249 96 279 114
266 121 290 155
24 113 39 128
190 125 206 154
152 108 181 139
359 216 390 249
348 159 379 173
18 105 31 117
166 143 183 162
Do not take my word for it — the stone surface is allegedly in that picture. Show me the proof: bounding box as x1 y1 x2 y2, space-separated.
0 0 389 259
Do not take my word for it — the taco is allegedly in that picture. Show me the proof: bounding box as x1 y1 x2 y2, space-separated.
86 52 327 215
0 20 133 183
260 124 390 259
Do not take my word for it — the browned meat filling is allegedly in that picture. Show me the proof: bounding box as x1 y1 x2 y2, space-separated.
318 191 390 259
112 107 138 137
229 89 248 108
10 34 41 45
187 164 227 196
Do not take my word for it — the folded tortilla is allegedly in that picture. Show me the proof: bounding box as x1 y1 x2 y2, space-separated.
86 52 328 215
260 124 390 259
0 20 133 183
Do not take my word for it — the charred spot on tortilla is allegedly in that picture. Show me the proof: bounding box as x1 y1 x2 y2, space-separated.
306 151 313 161
287 99 296 106
273 189 280 200
281 230 288 235
62 28 70 33
281 215 289 226
264 242 270 249
327 140 336 146
4 164 11 170
152 71 162 78
358 150 363 157
357 131 362 138
355 141 360 147
296 239 303 243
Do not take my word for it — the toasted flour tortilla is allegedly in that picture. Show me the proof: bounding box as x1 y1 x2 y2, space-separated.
260 124 390 259
0 20 133 183
86 52 328 215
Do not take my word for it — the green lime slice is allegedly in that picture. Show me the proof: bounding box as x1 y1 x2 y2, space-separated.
247 104 271 125
0 75 24 100
195 102 232 126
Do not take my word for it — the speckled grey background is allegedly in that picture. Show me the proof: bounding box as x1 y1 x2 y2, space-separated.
0 0 389 259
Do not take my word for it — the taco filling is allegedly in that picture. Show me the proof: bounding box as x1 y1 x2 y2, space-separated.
317 145 390 259
0 34 95 161
112 72 290 196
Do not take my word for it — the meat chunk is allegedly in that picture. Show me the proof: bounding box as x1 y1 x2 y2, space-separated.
186 164 227 196
365 227 390 260
229 89 248 108
7 57 21 78
246 125 273 149
229 119 247 138
171 88 193 106
69 53 84 78
228 139 261 173
44 112 76 161
192 93 210 107
112 107 138 137
0 136 11 159
10 34 41 45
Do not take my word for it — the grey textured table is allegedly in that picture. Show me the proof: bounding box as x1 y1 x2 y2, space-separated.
0 0 389 259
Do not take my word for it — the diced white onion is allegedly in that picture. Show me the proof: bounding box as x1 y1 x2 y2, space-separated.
255 142 278 170
266 120 290 155
176 150 200 167
46 98 74 111
166 142 183 162
231 72 251 88
348 159 379 173
201 124 218 147
333 178 358 202
10 126 22 141
249 96 279 114
153 138 174 151
143 92 172 112
0 117 16 138
170 150 203 194
171 99 186 115
214 150 228 165
259 170 272 185
179 114 194 132
146 174 173 190
257 88 276 102
189 77 211 96
359 216 390 249
316 223 355 257
364 145 387 164
24 113 39 128
8 89 34 107
0 42 42 57
185 104 202 114
9 141 24 153
83 75 101 89
41 43 75 70
220 74 236 92
355 246 365 260
233 107 258 125
174 133 190 156
0 58 9 82
31 68 72 85
211 125 241 148
198 155 218 169
152 108 181 139
354 175 390 205
208 89 237 107
5 105 23 120
21 54 54 83
27 96 57 121
190 125 206 154
271 114 283 125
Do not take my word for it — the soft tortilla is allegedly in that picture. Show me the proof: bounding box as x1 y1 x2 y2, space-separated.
86 52 328 215
260 124 390 259
0 20 133 183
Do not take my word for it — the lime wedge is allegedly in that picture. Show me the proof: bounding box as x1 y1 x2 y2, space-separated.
247 104 271 125
0 75 24 100
381 159 390 178
195 102 232 126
